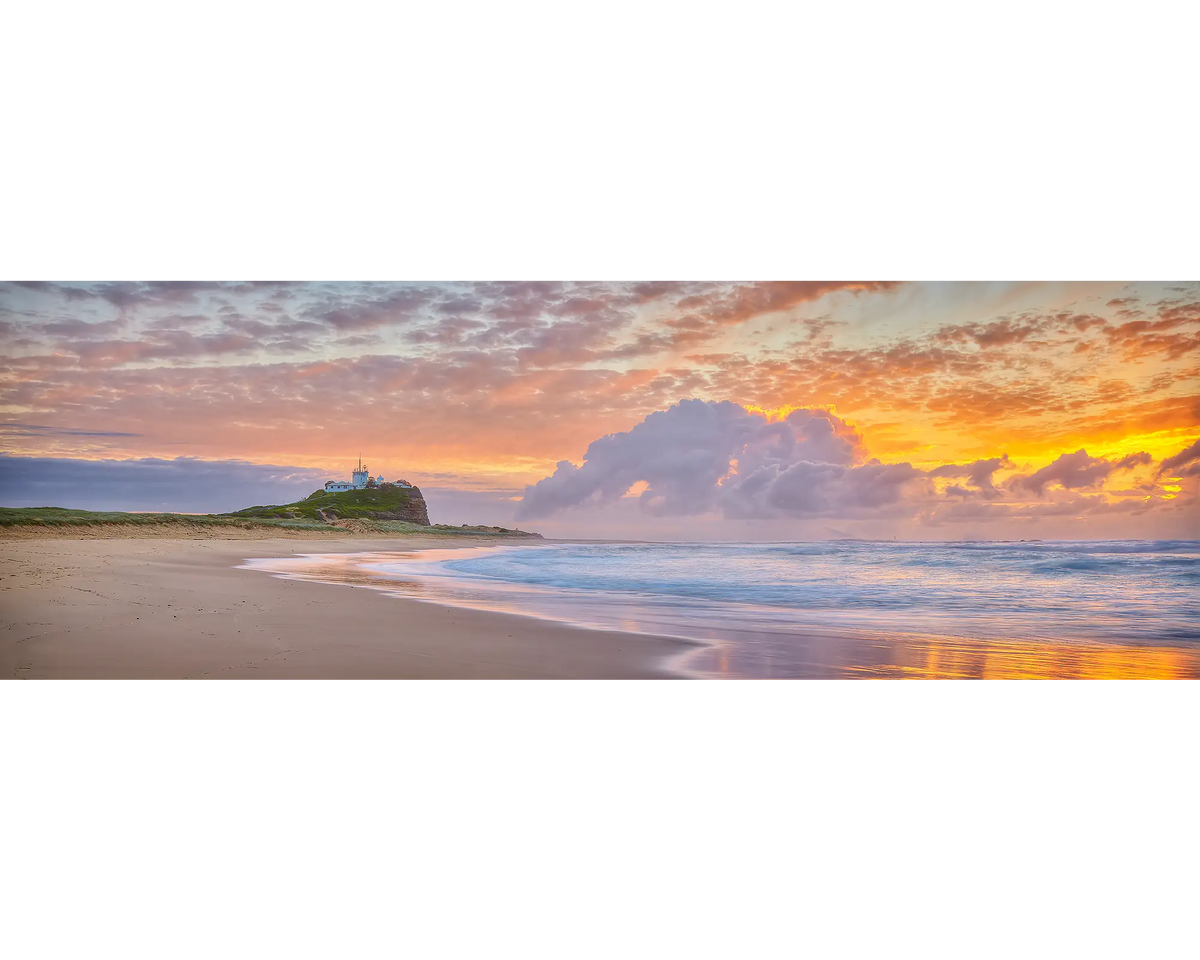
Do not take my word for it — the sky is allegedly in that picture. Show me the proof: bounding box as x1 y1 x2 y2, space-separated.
0 280 1197 540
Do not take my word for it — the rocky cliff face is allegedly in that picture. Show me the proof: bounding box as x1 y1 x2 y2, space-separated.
314 485 430 526
366 485 430 525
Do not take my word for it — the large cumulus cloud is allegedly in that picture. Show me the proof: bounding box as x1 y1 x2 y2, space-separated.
515 400 1183 525
516 400 922 520
518 400 763 518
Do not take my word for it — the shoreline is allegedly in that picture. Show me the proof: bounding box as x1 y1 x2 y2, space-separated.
6 534 1197 679
248 545 1200 679
0 536 690 679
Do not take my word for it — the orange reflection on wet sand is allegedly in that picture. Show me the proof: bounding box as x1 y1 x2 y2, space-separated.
856 634 1200 679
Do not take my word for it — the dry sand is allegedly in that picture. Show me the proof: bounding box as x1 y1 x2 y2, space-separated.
0 536 689 679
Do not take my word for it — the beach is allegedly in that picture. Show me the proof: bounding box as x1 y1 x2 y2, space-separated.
0 535 688 679
5 533 1198 680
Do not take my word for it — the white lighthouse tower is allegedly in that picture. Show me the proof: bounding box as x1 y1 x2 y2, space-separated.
352 457 370 489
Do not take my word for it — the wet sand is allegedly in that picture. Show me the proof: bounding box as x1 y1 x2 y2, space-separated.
0 537 689 679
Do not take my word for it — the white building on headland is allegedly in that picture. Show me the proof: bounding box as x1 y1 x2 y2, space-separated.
324 458 412 492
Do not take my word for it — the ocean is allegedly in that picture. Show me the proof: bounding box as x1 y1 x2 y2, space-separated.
244 540 1200 678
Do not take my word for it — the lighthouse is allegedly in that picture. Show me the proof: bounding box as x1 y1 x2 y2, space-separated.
352 457 370 489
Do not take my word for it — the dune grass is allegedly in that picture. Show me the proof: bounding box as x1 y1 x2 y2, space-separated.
0 506 330 531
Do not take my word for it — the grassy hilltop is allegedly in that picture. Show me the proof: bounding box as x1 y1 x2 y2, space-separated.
231 485 430 524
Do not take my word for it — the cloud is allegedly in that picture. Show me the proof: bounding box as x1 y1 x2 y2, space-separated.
1157 438 1200 477
610 282 899 358
219 316 326 339
0 421 141 439
303 287 437 331
1011 447 1150 496
5 281 295 312
928 455 1011 497
1113 451 1152 471
935 317 1050 348
628 281 687 303
518 400 766 518
39 317 128 337
1101 297 1200 361
918 492 1173 526
678 281 897 329
722 458 923 520
64 331 260 368
516 399 914 520
89 283 191 310
242 277 307 289
516 399 1186 526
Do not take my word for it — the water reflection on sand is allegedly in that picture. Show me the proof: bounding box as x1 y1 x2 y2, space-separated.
681 629 1200 679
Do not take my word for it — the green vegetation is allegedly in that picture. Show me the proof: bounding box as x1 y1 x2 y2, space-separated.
0 506 329 531
320 520 540 537
229 485 414 522
0 489 542 538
